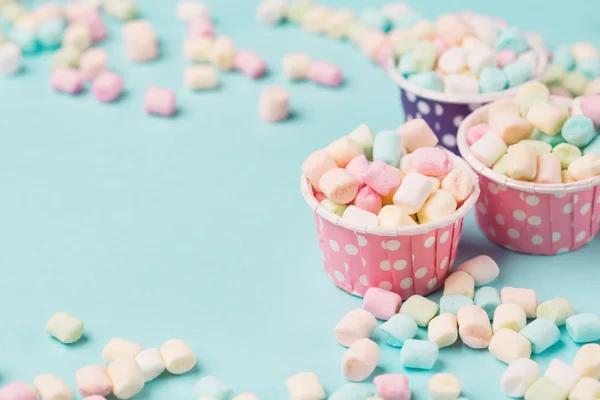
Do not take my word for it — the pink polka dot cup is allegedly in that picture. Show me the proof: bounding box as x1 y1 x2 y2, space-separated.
300 153 480 299
457 98 600 256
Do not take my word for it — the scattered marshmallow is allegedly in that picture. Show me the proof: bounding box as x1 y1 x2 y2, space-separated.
33 374 73 400
102 338 143 362
160 339 196 374
45 312 84 344
501 358 540 398
107 358 145 400
259 86 290 123
75 366 112 397
334 308 377 347
342 338 379 382
135 348 166 382
286 373 325 400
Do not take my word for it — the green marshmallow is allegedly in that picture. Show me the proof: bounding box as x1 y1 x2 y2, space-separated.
520 140 553 156
530 129 566 146
50 47 81 71
407 71 444 91
285 0 313 22
412 41 437 72
394 36 420 59
542 63 567 86
320 199 347 216
346 21 366 44
492 154 509 176
524 377 568 400
553 143 583 169
562 71 590 96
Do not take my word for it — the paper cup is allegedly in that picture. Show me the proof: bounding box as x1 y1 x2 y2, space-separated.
301 153 480 298
457 98 600 256
387 43 548 154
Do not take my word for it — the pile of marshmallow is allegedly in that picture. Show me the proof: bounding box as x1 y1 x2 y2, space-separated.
394 15 539 94
468 82 600 183
543 42 600 98
326 254 600 400
302 120 475 227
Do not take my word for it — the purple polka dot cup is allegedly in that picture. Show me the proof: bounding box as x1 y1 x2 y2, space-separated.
300 154 480 299
387 43 547 155
457 99 600 256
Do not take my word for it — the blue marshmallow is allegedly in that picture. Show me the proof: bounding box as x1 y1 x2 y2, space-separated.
194 376 233 400
37 18 66 49
373 130 404 168
503 61 533 87
562 116 597 148
379 313 418 347
330 383 375 400
520 318 561 354
553 45 576 71
360 8 390 32
397 52 416 77
495 26 530 56
407 71 444 91
440 295 474 315
399 339 439 369
479 67 508 93
9 28 40 55
474 287 501 320
566 313 600 343
531 129 567 146
578 59 600 80
584 136 600 156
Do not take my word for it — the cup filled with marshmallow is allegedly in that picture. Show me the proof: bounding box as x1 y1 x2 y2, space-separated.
387 12 547 154
457 81 600 256
542 42 600 98
301 120 480 299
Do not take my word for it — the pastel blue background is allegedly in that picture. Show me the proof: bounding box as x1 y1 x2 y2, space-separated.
0 1 599 399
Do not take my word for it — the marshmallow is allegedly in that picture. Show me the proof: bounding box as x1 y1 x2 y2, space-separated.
493 303 527 333
183 37 213 62
373 130 404 167
75 366 112 397
467 45 495 74
456 255 499 286
345 155 369 189
330 383 374 400
536 298 574 326
428 313 458 348
33 375 73 400
211 36 236 71
348 124 376 160
524 377 568 400
534 153 562 184
400 295 439 327
103 0 137 20
185 65 217 90
0 43 21 75
438 48 466 74
429 373 461 400
342 205 379 226
259 86 289 123
507 143 538 181
102 338 142 362
470 131 508 167
501 358 540 398
396 119 439 152
489 328 532 364
501 287 538 318
355 187 383 214
572 42 600 62
195 376 233 400
307 61 343 87
568 154 600 181
79 48 108 80
393 173 433 214
107 358 144 400
362 160 403 196
489 98 520 118
417 189 457 224
233 50 266 79
443 271 475 298
282 53 312 81
515 81 550 117
176 1 210 21
569 377 600 400
474 286 501 319
457 305 492 349
439 168 473 203
579 95 600 126
374 374 410 400
526 102 568 136
256 0 286 25
326 9 355 39
45 312 84 344
326 137 364 168
342 338 379 382
63 22 91 52
363 287 402 320
480 67 508 93
466 123 489 146
334 308 377 347
562 116 597 147
545 358 581 392
378 203 414 229
233 394 260 400
444 74 479 95
135 348 165 382
0 382 37 400
379 313 418 347
566 313 600 343
50 68 85 95
490 113 533 145
503 60 533 87
144 87 176 116
520 318 561 354
302 150 337 191
573 344 600 379
188 17 214 39
399 339 439 369
302 5 332 34
411 147 453 177
320 199 347 216
319 168 359 204
160 339 196 374
440 295 473 315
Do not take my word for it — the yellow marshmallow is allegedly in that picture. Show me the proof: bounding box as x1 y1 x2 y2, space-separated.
378 205 416 227
416 189 457 224
568 154 600 181
490 113 533 145
443 271 475 298
507 143 537 181
489 328 532 364
493 303 527 333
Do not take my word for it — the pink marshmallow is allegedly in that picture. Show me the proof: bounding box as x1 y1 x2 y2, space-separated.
362 160 403 196
75 365 112 397
534 153 562 184
72 10 107 43
363 287 402 320
233 50 267 79
375 43 394 69
354 186 383 214
387 29 407 45
314 191 327 202
496 50 517 68
579 95 600 127
50 68 84 94
466 123 489 145
410 147 453 177
92 71 124 103
345 155 370 189
319 168 359 204
307 61 343 88
188 17 215 38
80 48 108 80
0 382 37 400
374 374 411 400
301 150 337 191
433 37 449 57
397 119 439 152
549 86 572 98
144 87 176 116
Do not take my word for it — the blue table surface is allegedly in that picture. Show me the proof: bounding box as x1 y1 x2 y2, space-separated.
1 0 599 399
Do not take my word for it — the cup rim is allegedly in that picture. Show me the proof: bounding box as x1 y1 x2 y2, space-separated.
387 41 548 105
456 96 600 194
300 152 481 236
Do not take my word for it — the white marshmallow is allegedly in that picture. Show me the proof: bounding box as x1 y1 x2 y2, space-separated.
574 344 600 379
160 339 196 374
176 0 210 22
518 50 538 71
102 338 143 362
183 37 213 62
107 358 145 400
544 358 581 393
342 338 380 382
438 48 466 75
334 308 377 347
0 43 21 75
493 303 527 333
135 348 166 382
45 312 84 344
286 372 325 400
568 154 600 181
211 36 236 71
572 42 600 62
470 15 499 44
488 328 532 364
326 9 355 39
185 65 217 90
428 313 458 348
63 22 91 52
456 255 500 286
444 74 479 95
342 205 379 227
569 377 600 400
256 0 286 25
33 374 73 400
282 53 312 80
470 131 508 168
501 358 540 398
429 373 461 400
507 143 537 181
467 45 495 74
393 172 434 214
